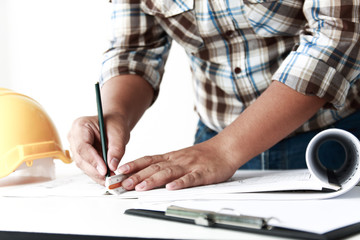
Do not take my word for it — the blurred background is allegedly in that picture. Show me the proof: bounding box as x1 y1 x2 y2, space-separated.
0 0 197 166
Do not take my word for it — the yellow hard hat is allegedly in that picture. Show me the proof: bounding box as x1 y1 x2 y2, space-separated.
0 88 72 178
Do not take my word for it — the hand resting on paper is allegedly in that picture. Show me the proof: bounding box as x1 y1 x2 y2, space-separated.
117 138 238 191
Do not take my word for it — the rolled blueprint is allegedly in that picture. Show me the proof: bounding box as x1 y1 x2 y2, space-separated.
306 128 360 195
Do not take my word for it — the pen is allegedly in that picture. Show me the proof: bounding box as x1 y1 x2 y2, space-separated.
95 82 110 177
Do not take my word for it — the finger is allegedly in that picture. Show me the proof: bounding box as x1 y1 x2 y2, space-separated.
75 156 107 186
166 171 204 190
120 155 171 190
68 117 107 175
134 166 185 191
107 129 126 172
100 114 130 172
71 137 105 185
68 117 99 145
72 142 108 177
117 154 165 175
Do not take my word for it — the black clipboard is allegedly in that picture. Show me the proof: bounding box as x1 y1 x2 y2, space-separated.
125 207 360 240
0 230 174 240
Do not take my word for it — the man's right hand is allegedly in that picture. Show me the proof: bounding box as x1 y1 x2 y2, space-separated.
67 114 130 186
67 75 154 186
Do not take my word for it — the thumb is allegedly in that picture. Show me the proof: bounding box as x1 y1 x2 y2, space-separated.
106 127 128 172
107 138 126 172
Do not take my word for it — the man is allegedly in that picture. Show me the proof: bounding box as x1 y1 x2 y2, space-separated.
68 0 360 191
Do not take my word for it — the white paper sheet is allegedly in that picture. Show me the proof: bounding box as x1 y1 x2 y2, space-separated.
0 169 354 200
113 169 354 201
0 164 107 197
108 129 360 201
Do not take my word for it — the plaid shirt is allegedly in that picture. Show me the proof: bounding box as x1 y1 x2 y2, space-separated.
101 0 360 134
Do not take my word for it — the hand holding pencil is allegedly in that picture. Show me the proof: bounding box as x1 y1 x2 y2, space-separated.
67 82 130 186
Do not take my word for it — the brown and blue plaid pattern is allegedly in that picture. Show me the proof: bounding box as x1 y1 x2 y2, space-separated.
101 0 360 134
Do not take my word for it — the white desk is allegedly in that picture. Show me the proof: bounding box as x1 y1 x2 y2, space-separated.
1 164 360 240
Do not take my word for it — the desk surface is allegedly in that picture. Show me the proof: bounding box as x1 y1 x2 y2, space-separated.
1 163 360 240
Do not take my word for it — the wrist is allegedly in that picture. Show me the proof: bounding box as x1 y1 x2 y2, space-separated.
205 134 245 170
103 112 131 145
101 75 154 131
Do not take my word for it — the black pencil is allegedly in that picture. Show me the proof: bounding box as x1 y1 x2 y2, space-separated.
95 82 110 177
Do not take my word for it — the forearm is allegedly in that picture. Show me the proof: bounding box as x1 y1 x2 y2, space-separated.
214 81 327 168
101 75 154 131
115 80 327 191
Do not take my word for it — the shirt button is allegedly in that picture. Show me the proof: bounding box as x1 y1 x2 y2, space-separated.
225 30 234 38
234 67 241 74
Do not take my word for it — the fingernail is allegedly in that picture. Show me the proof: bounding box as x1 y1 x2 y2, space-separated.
167 182 177 190
118 164 130 174
96 165 106 175
136 181 147 191
110 158 120 170
122 178 134 188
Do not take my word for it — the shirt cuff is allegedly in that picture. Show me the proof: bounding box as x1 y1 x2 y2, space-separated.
272 51 350 109
100 52 163 102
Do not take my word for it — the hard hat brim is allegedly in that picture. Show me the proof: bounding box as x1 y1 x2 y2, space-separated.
0 141 72 178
